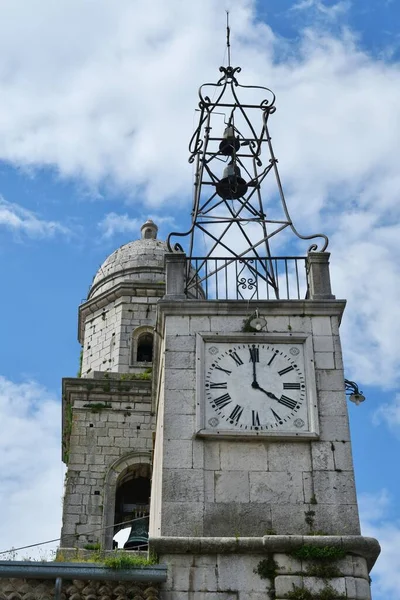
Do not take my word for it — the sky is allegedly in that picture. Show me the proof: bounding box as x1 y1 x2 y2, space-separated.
0 0 399 596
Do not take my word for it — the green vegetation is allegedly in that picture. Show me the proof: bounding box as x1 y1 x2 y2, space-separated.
241 316 257 332
253 545 348 600
65 402 73 435
55 549 158 569
304 510 315 529
254 556 279 599
304 563 342 579
77 348 83 378
103 552 157 569
254 556 279 581
290 545 346 562
284 584 345 600
63 401 73 463
83 543 101 551
83 402 112 413
120 368 152 380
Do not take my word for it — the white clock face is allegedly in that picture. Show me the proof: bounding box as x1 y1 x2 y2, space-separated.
204 341 308 432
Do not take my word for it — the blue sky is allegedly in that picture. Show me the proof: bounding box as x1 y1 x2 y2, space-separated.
0 0 399 597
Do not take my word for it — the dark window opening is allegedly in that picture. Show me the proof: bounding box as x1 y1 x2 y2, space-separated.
113 466 150 550
137 333 153 362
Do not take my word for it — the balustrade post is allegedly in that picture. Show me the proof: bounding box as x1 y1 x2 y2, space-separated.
164 252 187 299
306 252 335 300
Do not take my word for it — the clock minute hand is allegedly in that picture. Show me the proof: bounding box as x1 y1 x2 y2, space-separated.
252 358 257 384
250 353 258 385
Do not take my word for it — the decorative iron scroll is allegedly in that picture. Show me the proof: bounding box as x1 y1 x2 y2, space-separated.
185 256 307 301
237 259 257 300
168 63 328 299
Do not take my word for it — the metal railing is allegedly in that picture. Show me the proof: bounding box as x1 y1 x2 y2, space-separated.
186 256 308 300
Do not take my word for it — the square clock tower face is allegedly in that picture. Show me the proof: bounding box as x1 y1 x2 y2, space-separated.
196 333 319 440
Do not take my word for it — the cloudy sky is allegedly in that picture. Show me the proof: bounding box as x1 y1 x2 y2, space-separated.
0 0 399 596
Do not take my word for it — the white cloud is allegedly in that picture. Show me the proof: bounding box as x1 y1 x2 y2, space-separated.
98 213 141 240
98 212 176 239
360 490 400 600
0 376 65 559
0 1 399 386
0 195 70 239
291 0 351 19
373 393 400 434
329 216 400 387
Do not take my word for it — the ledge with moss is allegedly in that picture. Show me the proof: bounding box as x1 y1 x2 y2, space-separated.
149 535 380 572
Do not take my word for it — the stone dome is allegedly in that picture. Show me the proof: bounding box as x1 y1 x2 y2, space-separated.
88 220 167 299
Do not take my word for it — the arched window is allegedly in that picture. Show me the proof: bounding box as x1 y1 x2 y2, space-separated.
102 453 152 550
137 332 153 362
113 465 151 550
130 326 154 366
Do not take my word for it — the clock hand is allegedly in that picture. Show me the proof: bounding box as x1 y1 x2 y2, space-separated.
252 358 257 385
252 382 280 402
250 348 258 386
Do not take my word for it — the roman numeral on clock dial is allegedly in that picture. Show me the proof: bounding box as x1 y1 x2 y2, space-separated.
249 346 259 362
213 393 232 409
252 410 260 427
229 404 244 423
271 408 283 423
278 365 294 376
267 351 278 366
278 395 297 410
229 351 243 366
283 382 301 390
209 382 228 389
214 364 232 375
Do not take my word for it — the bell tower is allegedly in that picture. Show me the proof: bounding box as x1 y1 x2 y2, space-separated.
60 219 164 552
148 58 380 599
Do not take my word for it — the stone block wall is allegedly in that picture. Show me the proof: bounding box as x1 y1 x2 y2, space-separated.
151 300 360 538
80 291 161 376
150 536 379 600
61 377 155 549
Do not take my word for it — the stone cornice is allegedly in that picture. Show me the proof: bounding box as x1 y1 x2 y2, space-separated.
149 535 380 571
157 298 346 316
155 298 346 335
89 265 165 299
78 281 165 343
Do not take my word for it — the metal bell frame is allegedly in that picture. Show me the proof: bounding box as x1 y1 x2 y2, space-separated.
167 64 328 299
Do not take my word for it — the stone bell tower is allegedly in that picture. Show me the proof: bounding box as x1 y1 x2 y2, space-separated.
60 219 164 551
147 61 380 600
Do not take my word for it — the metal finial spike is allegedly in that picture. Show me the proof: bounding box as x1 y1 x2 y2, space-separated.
226 11 231 67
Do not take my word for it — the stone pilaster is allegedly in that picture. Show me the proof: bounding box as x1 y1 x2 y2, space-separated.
307 252 335 300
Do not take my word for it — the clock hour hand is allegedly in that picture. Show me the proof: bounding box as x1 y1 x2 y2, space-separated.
251 381 280 402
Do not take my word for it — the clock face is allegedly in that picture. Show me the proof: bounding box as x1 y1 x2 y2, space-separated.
203 341 309 433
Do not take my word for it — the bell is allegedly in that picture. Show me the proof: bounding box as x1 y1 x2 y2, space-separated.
219 126 240 155
216 162 248 199
123 516 149 550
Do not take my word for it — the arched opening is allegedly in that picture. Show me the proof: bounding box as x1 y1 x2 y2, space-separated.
137 332 153 363
112 463 151 550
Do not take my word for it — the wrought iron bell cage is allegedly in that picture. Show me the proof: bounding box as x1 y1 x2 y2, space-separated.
168 64 328 301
